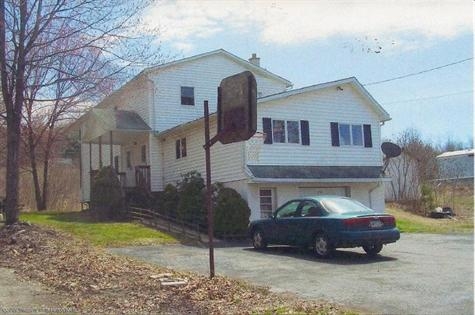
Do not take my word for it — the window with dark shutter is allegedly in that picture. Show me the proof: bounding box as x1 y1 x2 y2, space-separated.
181 138 187 157
301 120 310 145
330 122 340 146
262 117 273 144
175 140 181 159
363 124 373 147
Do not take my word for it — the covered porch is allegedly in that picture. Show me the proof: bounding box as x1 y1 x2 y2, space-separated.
78 109 152 201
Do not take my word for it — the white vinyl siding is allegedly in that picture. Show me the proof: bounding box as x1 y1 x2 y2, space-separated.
161 116 247 185
151 54 288 132
254 83 382 167
97 78 153 127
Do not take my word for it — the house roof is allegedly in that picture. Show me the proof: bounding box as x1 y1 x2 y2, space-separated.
81 109 151 142
246 165 384 183
95 49 292 110
437 149 475 158
259 77 391 122
141 49 293 87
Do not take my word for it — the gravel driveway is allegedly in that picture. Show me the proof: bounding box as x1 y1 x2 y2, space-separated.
110 233 474 315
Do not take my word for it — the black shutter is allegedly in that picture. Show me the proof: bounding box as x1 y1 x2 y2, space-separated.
330 122 340 146
263 118 273 144
300 120 310 145
363 124 373 148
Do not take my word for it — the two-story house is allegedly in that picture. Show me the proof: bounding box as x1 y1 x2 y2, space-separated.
75 49 391 220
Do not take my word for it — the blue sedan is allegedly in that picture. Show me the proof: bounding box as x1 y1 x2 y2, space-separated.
248 195 400 257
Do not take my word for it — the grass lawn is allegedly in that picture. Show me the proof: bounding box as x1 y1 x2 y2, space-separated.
20 211 178 247
386 205 474 234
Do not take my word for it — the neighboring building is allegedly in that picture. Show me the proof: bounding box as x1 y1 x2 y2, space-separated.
73 49 391 220
436 149 474 183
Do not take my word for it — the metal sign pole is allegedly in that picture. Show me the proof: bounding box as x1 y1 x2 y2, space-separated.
203 100 215 278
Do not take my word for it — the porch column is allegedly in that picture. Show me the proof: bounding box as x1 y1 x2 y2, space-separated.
79 129 82 189
109 131 113 168
89 142 92 171
99 135 103 168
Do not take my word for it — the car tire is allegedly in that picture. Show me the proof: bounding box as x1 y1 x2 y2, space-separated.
252 229 267 250
363 244 383 256
314 234 333 258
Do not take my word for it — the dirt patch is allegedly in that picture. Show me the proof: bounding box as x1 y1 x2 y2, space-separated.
0 223 344 314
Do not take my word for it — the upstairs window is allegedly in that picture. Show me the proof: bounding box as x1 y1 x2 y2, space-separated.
287 120 300 143
272 119 300 144
263 118 310 145
181 86 195 105
272 120 286 143
175 138 187 159
331 122 372 147
339 123 363 146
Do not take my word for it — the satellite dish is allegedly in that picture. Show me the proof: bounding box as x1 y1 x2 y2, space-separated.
381 142 402 158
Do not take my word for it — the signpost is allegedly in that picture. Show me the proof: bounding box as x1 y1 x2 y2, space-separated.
203 71 257 278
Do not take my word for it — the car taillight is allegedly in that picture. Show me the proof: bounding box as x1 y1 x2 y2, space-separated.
381 216 396 227
343 216 396 229
343 217 370 228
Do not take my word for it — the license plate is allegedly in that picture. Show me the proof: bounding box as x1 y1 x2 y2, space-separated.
369 220 384 228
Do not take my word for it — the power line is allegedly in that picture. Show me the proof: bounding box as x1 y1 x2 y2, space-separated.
381 90 473 105
363 57 473 86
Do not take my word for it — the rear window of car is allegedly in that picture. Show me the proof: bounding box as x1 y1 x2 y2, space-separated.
320 197 373 214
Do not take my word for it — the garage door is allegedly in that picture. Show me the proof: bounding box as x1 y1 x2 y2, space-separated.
299 187 348 197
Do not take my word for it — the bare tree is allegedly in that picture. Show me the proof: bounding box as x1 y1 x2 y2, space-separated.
0 0 165 224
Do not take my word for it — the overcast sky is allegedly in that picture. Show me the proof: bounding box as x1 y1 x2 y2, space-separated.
144 0 473 146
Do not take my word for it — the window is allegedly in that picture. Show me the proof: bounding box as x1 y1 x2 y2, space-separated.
126 151 132 168
287 120 300 143
259 189 274 218
300 201 327 217
339 124 351 145
114 155 119 172
352 125 363 146
268 119 304 144
331 122 372 147
275 200 300 218
141 145 147 163
175 138 187 159
181 138 187 158
181 86 194 105
272 120 285 143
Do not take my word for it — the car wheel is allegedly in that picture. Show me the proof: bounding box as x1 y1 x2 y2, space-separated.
314 234 333 258
363 244 383 256
252 229 267 250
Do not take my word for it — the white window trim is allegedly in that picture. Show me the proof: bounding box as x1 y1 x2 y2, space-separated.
272 119 301 144
259 188 276 218
180 86 195 106
339 123 363 146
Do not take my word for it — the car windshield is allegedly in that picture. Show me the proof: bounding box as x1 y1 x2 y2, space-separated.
320 197 374 214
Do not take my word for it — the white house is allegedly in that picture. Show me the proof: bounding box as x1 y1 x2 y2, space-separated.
74 49 391 220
